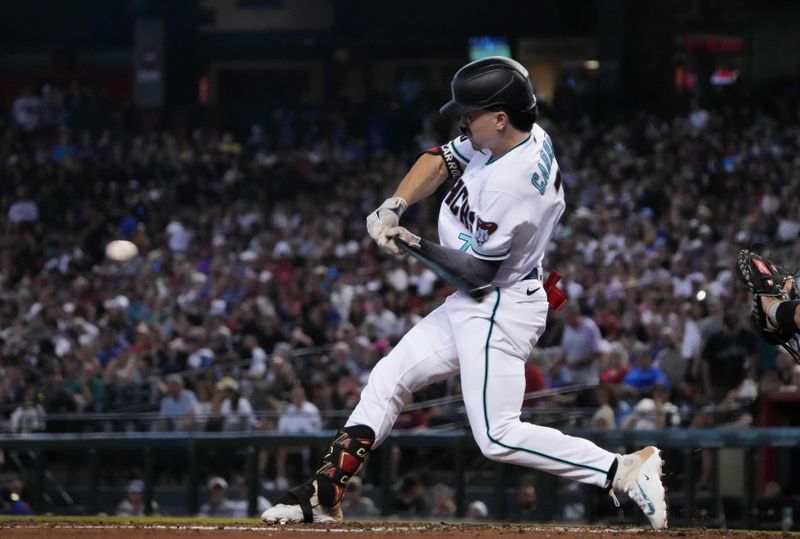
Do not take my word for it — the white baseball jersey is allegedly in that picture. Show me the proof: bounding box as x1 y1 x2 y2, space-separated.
347 122 616 490
438 124 565 286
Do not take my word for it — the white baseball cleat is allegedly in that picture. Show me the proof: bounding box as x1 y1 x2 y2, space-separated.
261 480 343 524
611 446 668 530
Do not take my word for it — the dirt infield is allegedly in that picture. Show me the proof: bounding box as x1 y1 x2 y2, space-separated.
0 520 793 539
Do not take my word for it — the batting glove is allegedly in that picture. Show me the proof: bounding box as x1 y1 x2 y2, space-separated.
382 226 421 257
366 197 408 253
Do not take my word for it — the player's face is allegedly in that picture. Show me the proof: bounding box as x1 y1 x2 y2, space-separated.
460 110 501 150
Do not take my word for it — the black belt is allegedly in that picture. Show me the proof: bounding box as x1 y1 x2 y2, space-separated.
523 267 540 281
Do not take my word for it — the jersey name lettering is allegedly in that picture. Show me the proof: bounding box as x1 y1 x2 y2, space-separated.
443 178 476 229
441 144 463 180
531 134 555 195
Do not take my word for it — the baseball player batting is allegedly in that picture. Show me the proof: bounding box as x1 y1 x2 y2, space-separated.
262 57 667 529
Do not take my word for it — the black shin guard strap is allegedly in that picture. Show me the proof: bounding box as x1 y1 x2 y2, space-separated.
605 458 619 491
275 482 315 523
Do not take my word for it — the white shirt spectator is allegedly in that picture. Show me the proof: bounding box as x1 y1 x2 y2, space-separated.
12 93 41 132
681 318 701 360
187 347 215 369
363 306 398 340
408 265 437 297
159 379 199 431
561 314 602 385
277 401 322 433
672 275 694 298
778 217 800 242
688 107 710 133
331 282 355 323
220 397 256 431
591 404 615 429
623 398 680 430
10 402 46 433
8 200 39 223
165 220 192 252
247 346 269 378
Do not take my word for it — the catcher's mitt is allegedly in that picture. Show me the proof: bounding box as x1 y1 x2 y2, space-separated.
736 249 800 363
736 249 794 297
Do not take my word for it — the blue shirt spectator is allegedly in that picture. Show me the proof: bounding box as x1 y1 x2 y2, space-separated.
158 375 199 431
622 345 669 391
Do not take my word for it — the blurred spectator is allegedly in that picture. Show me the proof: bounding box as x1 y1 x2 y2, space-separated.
158 374 198 431
11 86 40 132
116 479 159 517
7 187 39 225
186 328 214 369
194 381 215 430
622 383 680 429
680 300 705 362
560 304 603 384
0 78 799 445
620 344 669 397
9 386 46 433
216 376 256 432
327 341 363 379
512 477 537 521
242 334 269 381
599 342 630 385
392 475 429 517
260 350 299 403
760 350 800 394
1 479 32 516
591 384 616 429
655 327 686 389
523 355 547 408
165 218 193 254
363 296 399 340
340 476 379 518
230 477 272 517
275 385 322 488
430 483 456 518
197 476 241 518
701 312 757 403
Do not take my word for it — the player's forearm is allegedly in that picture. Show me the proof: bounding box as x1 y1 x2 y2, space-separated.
393 153 449 206
417 238 501 287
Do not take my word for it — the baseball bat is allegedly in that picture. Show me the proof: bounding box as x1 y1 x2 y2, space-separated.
394 237 493 300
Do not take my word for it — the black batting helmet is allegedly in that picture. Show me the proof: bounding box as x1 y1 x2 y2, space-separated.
440 56 537 118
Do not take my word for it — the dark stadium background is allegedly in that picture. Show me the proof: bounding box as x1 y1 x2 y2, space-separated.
1 0 800 530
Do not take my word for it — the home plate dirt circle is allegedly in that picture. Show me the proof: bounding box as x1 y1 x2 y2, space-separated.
0 521 784 539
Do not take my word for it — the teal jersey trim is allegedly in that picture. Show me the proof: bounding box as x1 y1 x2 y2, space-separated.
482 288 608 475
486 133 531 165
471 247 510 260
450 140 470 164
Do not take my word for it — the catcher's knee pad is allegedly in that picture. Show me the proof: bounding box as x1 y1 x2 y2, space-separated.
315 425 374 506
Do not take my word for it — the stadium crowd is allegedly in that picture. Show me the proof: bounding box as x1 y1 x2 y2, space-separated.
2 80 800 498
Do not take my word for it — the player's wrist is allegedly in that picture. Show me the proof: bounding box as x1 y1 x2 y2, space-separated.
385 196 408 216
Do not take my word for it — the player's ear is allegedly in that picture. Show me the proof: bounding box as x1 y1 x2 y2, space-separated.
494 111 508 131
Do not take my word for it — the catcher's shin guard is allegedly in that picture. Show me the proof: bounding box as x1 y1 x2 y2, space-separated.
314 425 374 507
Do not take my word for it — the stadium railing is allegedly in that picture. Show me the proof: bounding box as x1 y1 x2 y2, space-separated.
0 428 797 528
